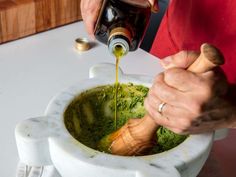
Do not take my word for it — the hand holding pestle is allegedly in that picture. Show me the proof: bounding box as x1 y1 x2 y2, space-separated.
98 43 225 156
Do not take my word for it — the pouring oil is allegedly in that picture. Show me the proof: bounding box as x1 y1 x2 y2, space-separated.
94 0 152 130
113 45 126 129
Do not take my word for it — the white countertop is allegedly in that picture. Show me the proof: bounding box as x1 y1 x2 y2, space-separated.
0 22 161 177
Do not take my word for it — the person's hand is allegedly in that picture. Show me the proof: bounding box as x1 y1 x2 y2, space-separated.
80 0 158 38
80 0 103 38
144 51 236 134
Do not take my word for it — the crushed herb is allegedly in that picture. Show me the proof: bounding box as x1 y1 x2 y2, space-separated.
64 84 188 154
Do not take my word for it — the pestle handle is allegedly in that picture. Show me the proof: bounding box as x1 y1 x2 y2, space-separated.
138 43 225 139
110 43 224 156
187 43 224 73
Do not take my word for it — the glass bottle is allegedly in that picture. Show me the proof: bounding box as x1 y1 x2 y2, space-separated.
94 0 152 57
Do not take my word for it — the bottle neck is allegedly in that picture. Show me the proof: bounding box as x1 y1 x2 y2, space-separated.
108 27 131 57
108 36 130 57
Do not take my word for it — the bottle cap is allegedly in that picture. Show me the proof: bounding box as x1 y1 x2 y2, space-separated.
75 38 90 51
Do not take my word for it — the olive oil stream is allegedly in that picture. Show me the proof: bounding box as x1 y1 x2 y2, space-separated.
113 45 126 129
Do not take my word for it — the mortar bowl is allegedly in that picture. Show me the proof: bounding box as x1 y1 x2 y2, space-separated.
15 63 227 177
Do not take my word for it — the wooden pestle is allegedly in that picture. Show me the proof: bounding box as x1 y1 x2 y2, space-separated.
99 43 224 156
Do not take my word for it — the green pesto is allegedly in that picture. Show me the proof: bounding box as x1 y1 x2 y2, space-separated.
64 83 188 155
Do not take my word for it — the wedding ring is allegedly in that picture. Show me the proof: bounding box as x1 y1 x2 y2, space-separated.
158 102 166 114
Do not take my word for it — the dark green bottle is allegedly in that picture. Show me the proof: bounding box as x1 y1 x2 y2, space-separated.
94 0 151 57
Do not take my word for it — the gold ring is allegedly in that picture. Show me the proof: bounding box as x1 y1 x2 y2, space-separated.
158 102 166 114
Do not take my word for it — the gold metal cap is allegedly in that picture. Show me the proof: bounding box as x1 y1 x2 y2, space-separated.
75 38 90 51
108 27 132 43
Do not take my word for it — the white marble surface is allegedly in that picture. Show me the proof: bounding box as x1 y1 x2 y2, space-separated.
0 22 161 177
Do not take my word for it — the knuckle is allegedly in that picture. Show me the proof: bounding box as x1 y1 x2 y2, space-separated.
164 91 176 102
144 100 158 119
176 51 189 66
179 119 192 130
153 73 165 83
146 96 156 106
154 82 177 102
164 68 186 86
144 99 151 111
189 101 202 116
158 87 176 102
154 73 162 82
178 50 187 57
194 103 202 115
201 85 213 99
148 108 158 120
205 70 215 79
147 90 152 98
165 68 178 79
148 87 159 101
149 85 157 96
145 104 164 123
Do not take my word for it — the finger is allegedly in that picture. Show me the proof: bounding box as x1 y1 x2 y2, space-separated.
164 68 203 92
160 50 200 70
81 0 102 38
144 99 171 126
145 96 197 135
154 72 208 117
146 89 188 118
144 98 187 131
145 96 196 129
152 73 186 107
83 15 98 37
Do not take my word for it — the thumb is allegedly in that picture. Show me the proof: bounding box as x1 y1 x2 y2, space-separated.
160 51 200 70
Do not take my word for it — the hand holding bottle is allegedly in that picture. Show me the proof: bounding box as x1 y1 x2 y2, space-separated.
80 0 158 38
80 0 103 38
